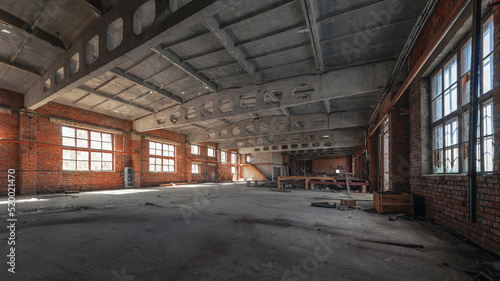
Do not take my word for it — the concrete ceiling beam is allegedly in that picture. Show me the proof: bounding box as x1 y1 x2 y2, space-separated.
152 45 219 91
204 16 263 84
0 9 66 50
300 0 324 73
110 68 182 102
187 111 368 142
25 0 237 110
0 56 41 76
217 128 364 150
133 60 392 132
237 140 361 155
219 0 296 29
78 85 155 113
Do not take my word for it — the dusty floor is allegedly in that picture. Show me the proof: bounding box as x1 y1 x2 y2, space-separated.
0 182 498 281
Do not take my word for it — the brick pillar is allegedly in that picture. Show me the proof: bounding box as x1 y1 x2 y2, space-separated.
367 134 378 192
19 111 37 194
389 92 410 193
185 145 192 182
130 133 142 188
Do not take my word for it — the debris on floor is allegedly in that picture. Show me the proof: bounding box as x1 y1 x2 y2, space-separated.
340 199 356 207
311 202 337 208
357 239 424 249
65 190 80 194
145 202 166 208
388 214 400 221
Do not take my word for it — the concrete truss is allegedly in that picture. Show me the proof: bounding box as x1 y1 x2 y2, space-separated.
133 60 392 132
188 112 369 143
24 0 238 110
218 128 363 152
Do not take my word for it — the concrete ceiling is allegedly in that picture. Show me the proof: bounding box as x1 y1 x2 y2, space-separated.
0 0 427 157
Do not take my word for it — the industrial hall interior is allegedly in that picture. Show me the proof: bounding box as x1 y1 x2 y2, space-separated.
0 0 499 280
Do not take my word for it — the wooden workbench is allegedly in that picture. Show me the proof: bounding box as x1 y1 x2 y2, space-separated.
277 176 369 194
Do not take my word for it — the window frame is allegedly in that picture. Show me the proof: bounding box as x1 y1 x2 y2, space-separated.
192 163 201 174
430 16 495 174
221 151 227 163
207 147 215 157
149 141 176 173
61 126 114 172
191 144 200 155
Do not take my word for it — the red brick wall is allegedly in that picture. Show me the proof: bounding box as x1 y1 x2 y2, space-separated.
312 157 352 175
0 89 233 194
389 93 410 193
407 2 500 254
140 129 186 187
0 91 23 194
188 142 219 183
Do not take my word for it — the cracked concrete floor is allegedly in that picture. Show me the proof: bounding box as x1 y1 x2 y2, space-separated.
0 182 497 281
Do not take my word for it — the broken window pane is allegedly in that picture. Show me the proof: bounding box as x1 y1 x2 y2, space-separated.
445 146 459 173
432 149 443 173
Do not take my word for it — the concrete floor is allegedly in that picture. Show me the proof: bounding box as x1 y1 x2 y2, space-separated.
0 182 497 281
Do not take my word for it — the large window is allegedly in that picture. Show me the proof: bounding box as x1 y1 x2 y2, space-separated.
62 126 113 171
221 151 227 163
231 153 237 164
149 141 175 172
431 18 495 174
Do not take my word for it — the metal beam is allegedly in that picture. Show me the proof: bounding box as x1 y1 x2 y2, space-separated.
25 0 237 110
110 67 182 103
301 0 324 73
152 45 219 91
79 85 155 113
134 60 393 132
188 112 369 142
0 9 65 50
204 16 263 84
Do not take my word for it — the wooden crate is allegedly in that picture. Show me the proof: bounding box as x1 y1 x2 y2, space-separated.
373 191 414 215
340 199 356 207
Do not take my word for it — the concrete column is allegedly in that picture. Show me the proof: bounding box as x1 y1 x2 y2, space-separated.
130 133 142 188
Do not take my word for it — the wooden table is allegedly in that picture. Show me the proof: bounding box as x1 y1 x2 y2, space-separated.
277 176 369 194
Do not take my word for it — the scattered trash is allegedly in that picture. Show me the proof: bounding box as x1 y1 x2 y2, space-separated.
145 202 166 209
388 215 399 221
311 202 337 208
65 190 79 194
357 239 424 249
